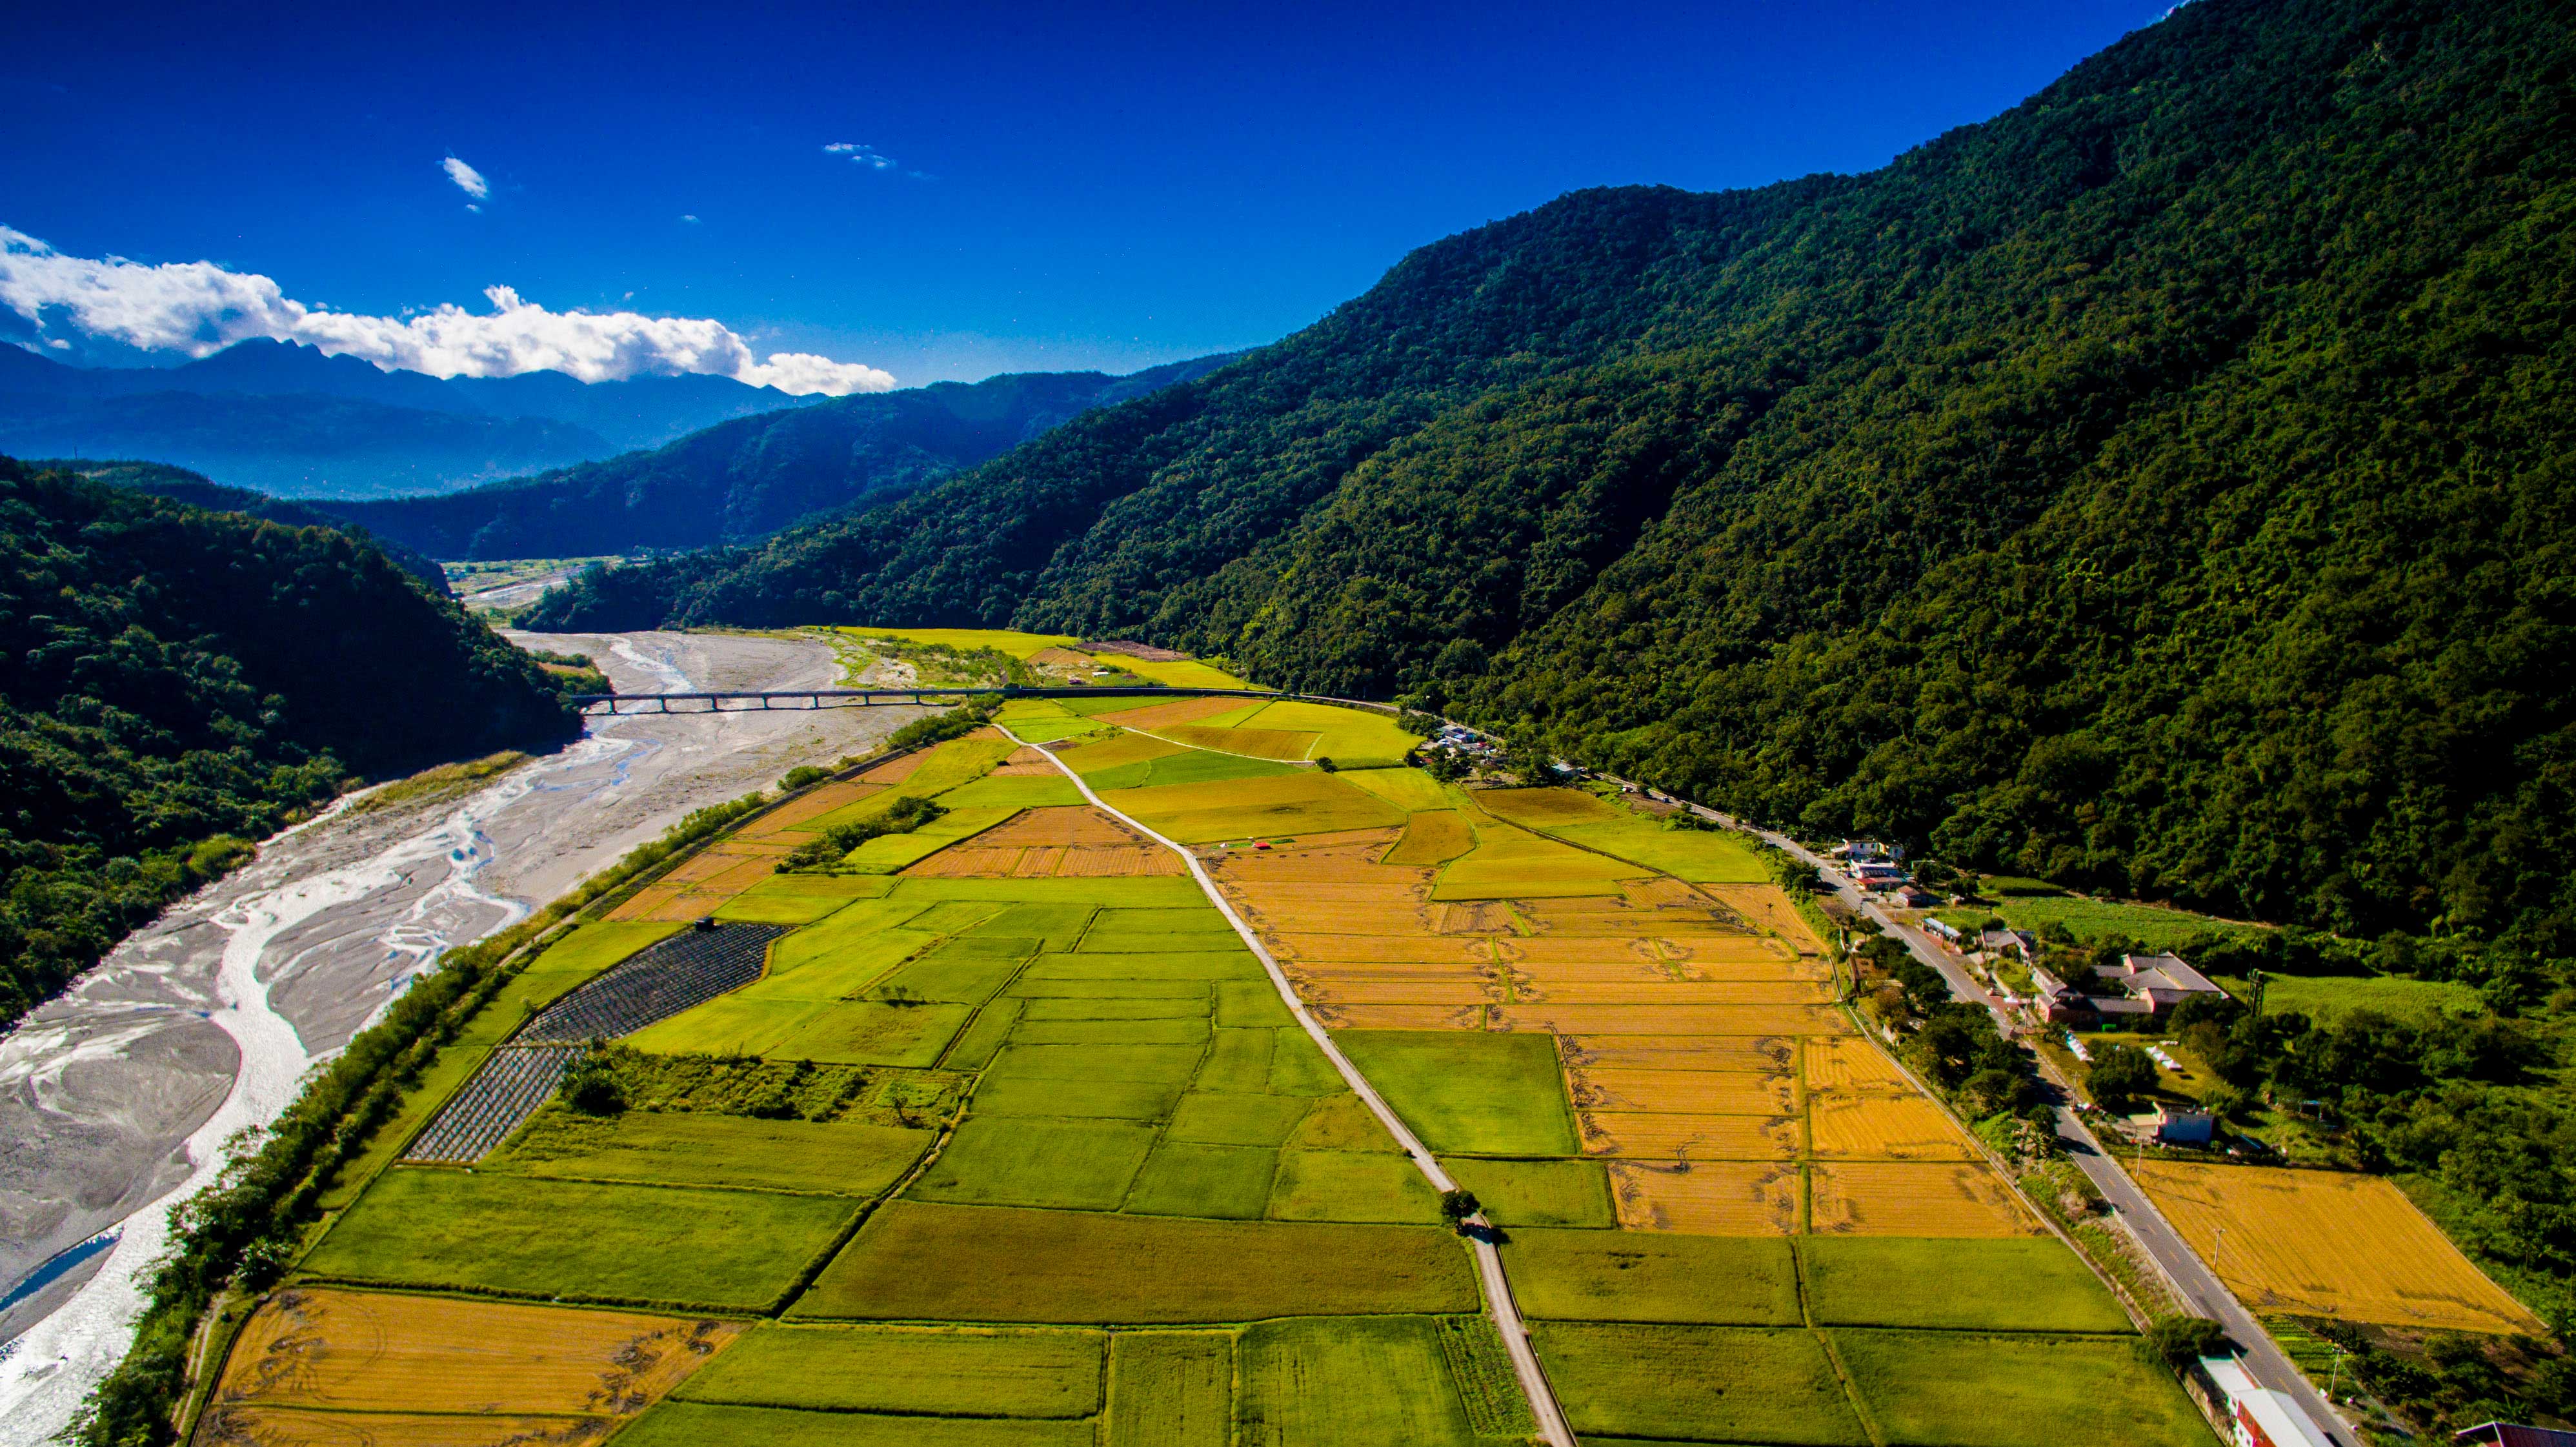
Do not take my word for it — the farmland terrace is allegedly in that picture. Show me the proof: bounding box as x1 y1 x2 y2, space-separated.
190 651 2213 1446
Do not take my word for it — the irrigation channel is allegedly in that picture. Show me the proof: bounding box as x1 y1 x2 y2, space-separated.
0 631 927 1446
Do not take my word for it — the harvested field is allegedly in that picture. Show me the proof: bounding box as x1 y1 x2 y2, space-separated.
1807 1094 1980 1160
1106 1332 1231 1447
1531 1322 1867 1445
197 1407 605 1446
1568 1067 1796 1116
1832 1330 2208 1447
1608 1160 1803 1234
752 780 886 833
674 1323 1104 1417
1496 1003 1851 1036
1580 1111 1800 1160
1796 1237 2131 1333
1518 979 1832 1005
1314 1003 1487 1030
1704 882 1831 953
1805 1038 1916 1094
859 749 930 783
1502 1228 1800 1322
208 1288 738 1421
1562 1035 1795 1073
302 1170 854 1310
1303 980 1493 1007
793 1203 1478 1322
1808 1162 2041 1238
905 805 1185 879
2131 1160 2544 1333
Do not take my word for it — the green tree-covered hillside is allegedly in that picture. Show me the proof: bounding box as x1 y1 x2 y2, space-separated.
529 0 2576 949
0 457 578 1023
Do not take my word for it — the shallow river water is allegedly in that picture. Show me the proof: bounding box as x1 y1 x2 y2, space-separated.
0 631 919 1443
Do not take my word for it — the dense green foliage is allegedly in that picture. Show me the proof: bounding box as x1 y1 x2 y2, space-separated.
26 459 454 594
354 358 1228 567
0 456 575 1024
545 0 2576 955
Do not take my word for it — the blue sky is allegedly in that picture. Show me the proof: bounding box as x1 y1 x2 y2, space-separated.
2 0 2172 389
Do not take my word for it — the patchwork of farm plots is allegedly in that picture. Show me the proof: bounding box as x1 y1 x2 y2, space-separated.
232 689 2204 1446
1159 762 2206 1446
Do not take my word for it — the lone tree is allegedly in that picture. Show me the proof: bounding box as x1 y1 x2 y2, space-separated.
2086 1042 2160 1114
1439 1188 1482 1233
2145 1315 2230 1370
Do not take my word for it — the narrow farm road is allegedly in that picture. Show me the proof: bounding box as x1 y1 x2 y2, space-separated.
1665 797 2360 1447
1002 726 1578 1447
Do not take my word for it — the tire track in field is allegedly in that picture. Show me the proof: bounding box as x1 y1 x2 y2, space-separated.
997 722 1578 1447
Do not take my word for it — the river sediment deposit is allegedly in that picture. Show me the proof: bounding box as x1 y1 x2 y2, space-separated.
0 630 916 1443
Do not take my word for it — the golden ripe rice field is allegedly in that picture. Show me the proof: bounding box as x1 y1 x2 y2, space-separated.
1606 1160 1802 1235
2132 1160 2544 1333
206 1289 738 1425
1808 1162 2040 1238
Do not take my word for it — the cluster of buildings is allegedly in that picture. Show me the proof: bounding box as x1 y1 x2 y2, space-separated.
2031 951 2228 1027
1829 840 1938 909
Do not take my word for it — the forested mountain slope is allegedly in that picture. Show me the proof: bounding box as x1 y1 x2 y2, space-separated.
529 0 2576 947
325 355 1232 560
0 457 578 1023
28 459 454 595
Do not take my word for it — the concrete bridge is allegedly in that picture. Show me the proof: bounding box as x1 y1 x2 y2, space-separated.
570 683 1289 716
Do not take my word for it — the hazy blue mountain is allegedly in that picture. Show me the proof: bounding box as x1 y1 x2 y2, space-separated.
316 354 1234 558
0 339 825 497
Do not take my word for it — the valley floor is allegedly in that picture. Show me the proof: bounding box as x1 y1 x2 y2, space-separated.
180 671 2212 1446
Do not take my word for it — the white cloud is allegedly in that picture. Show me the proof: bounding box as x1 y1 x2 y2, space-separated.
680 214 699 223
824 141 898 172
442 156 490 201
0 226 897 396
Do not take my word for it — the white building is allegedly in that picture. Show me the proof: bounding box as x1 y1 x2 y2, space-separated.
2199 1355 2337 1447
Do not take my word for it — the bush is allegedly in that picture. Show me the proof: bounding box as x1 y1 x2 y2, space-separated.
2144 1315 2230 1370
2088 1044 2159 1113
1439 1188 1481 1232
779 765 833 792
780 794 947 871
559 1047 625 1115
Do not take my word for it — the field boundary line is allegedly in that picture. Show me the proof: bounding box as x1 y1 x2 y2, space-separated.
998 722 1577 1447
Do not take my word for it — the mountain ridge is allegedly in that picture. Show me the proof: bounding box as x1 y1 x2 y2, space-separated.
526 0 2576 950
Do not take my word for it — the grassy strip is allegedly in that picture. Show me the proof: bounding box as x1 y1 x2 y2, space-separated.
343 751 531 818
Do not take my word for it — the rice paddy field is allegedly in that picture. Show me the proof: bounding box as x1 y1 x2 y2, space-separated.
237 642 2208 1444
2133 1160 2545 1334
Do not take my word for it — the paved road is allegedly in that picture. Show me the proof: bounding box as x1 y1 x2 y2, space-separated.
1011 725 1578 1447
1658 795 2359 1446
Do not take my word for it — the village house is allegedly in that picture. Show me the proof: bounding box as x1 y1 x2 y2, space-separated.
2096 952 2228 1014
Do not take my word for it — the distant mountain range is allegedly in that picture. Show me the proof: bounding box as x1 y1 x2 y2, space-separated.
304 355 1233 559
0 339 823 498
